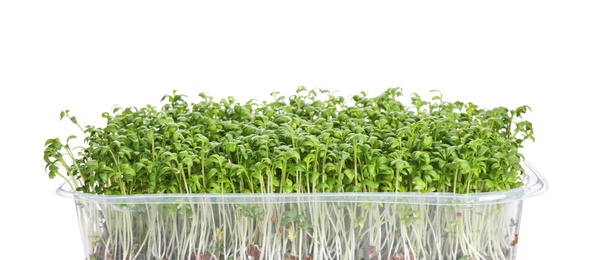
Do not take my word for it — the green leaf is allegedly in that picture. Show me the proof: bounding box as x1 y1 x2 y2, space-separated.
315 183 329 190
51 138 63 150
310 171 321 184
364 180 379 189
484 179 496 189
420 165 434 171
182 157 193 167
413 177 426 191
422 136 433 149
343 169 355 182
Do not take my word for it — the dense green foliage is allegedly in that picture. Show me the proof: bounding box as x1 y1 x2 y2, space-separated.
44 87 534 195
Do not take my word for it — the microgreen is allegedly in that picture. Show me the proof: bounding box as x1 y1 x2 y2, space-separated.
46 87 534 259
45 87 533 195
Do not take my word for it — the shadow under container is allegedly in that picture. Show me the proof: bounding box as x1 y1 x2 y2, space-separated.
57 161 548 260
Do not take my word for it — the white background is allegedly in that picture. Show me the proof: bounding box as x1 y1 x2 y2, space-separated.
1 1 595 259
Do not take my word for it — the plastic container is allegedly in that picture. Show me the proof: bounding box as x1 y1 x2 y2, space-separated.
57 160 548 260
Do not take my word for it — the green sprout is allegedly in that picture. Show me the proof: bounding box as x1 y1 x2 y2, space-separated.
46 87 534 259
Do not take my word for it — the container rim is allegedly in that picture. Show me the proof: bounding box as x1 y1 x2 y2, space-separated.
56 160 548 205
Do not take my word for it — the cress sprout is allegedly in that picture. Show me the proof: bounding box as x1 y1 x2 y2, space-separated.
45 87 533 259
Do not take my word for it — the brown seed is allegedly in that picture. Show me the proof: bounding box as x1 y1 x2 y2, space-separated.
511 234 519 246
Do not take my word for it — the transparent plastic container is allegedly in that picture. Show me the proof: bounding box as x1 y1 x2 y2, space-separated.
57 160 548 260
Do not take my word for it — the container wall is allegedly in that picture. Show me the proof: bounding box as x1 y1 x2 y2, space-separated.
75 199 524 260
